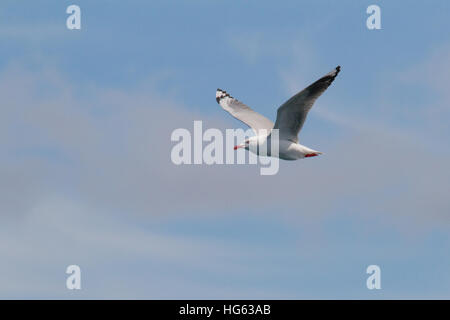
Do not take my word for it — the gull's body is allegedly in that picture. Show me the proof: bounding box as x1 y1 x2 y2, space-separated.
216 66 341 160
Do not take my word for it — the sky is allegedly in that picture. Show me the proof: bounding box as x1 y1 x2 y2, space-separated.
0 0 450 299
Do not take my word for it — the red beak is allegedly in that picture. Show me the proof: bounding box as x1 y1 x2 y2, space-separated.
304 153 319 158
234 145 240 150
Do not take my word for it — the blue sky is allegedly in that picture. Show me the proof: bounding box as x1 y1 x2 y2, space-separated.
0 0 449 298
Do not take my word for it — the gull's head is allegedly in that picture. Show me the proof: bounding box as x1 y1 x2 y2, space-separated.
234 137 258 150
234 139 249 150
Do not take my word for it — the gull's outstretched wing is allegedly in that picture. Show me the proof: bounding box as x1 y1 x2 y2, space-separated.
216 89 274 134
273 66 341 143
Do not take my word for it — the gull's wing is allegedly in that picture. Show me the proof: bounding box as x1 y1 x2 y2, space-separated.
273 66 341 143
216 89 274 134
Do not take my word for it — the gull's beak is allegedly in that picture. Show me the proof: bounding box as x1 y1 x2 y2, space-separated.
234 144 245 150
304 151 323 158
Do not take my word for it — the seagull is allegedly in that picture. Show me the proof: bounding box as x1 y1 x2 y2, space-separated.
216 66 340 160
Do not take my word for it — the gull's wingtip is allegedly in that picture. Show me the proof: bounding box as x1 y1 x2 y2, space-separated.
333 66 341 76
326 65 341 80
216 88 230 103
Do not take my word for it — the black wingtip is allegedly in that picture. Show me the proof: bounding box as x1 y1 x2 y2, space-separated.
328 66 341 81
216 89 222 103
216 88 233 104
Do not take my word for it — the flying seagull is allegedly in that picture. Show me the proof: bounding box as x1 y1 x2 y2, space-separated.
216 66 340 160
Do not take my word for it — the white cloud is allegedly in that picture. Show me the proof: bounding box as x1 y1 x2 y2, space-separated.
1 62 449 222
